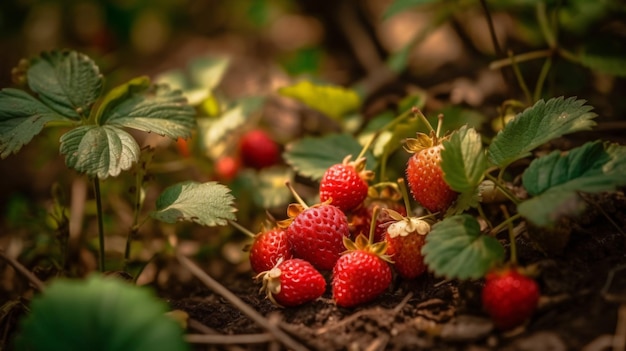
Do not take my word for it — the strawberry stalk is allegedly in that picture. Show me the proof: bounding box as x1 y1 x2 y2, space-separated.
285 181 309 209
410 107 435 134
228 219 257 239
396 178 413 215
368 206 381 245
500 205 518 265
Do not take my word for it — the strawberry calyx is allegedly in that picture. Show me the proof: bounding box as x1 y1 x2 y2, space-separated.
367 182 403 203
485 264 539 280
276 199 333 229
385 209 432 238
342 234 392 263
341 155 374 182
255 258 286 307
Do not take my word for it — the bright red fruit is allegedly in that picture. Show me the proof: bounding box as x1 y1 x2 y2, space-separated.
283 203 350 271
176 137 191 158
332 235 392 308
214 156 240 181
350 185 406 243
257 258 326 307
247 227 293 274
239 129 280 169
482 268 540 330
319 156 373 212
385 211 431 279
405 133 457 213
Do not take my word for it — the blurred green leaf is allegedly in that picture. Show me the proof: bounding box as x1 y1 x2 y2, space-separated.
0 89 69 158
575 36 626 77
284 133 377 181
27 50 103 119
15 275 189 351
383 0 438 20
250 166 295 209
423 214 504 280
188 56 231 91
278 81 361 120
488 97 597 168
151 181 236 226
59 125 140 179
98 82 196 140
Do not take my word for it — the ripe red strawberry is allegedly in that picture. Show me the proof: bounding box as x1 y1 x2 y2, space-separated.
405 133 457 213
257 258 326 307
350 185 407 243
246 227 293 274
281 202 350 271
384 210 431 279
319 156 373 212
239 129 280 169
482 267 540 330
214 155 240 182
176 137 191 158
332 234 392 308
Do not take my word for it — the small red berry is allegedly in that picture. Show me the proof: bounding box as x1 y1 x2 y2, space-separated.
247 227 293 274
176 137 191 158
320 156 373 212
384 211 431 279
332 235 392 308
350 185 406 242
257 258 326 307
239 129 280 169
482 268 540 330
214 156 240 181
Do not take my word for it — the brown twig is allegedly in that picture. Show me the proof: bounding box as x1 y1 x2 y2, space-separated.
176 253 308 351
0 249 45 292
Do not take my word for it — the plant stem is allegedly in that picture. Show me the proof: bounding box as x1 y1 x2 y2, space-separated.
369 206 381 244
397 178 413 215
489 212 521 237
228 219 257 238
93 177 105 272
533 56 553 102
484 173 521 205
507 50 533 105
536 2 556 49
500 205 518 265
124 168 145 268
411 107 435 134
489 49 553 70
479 0 503 56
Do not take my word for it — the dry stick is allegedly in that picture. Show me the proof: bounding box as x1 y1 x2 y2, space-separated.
176 253 308 351
0 249 45 292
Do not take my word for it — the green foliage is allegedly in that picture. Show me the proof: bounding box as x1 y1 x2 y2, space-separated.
383 0 437 20
283 133 377 181
15 275 189 351
441 126 488 193
423 214 504 280
488 97 597 168
518 141 626 226
278 80 361 120
576 37 626 77
151 181 237 226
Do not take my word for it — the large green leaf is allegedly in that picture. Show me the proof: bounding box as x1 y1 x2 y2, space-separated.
519 141 626 226
423 214 504 280
441 126 488 192
283 133 377 181
278 81 361 120
98 82 195 139
27 50 103 120
151 181 236 226
488 97 597 168
15 275 189 351
59 125 141 179
0 89 70 158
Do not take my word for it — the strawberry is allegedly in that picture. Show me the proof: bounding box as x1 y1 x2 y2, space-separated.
175 137 191 158
405 132 457 213
281 201 350 271
247 227 293 274
319 156 373 212
481 267 540 330
350 184 407 243
239 129 280 169
332 234 392 308
384 210 431 279
256 258 326 307
214 156 240 182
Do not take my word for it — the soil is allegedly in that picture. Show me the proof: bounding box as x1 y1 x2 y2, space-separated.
161 191 626 351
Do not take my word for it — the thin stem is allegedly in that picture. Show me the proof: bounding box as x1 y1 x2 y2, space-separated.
537 2 556 48
411 107 434 134
228 219 257 238
0 249 45 291
477 204 493 230
500 205 518 265
125 167 144 267
285 181 309 209
508 50 533 105
93 177 106 272
489 213 521 237
489 49 553 70
397 178 413 215
484 173 521 205
533 56 553 102
479 0 503 56
369 206 381 244
357 131 378 160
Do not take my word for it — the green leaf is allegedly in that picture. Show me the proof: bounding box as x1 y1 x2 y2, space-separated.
15 275 189 351
445 186 481 216
97 82 195 139
0 89 70 158
188 56 230 91
488 97 597 168
151 181 236 226
278 81 361 120
59 125 141 179
441 126 488 192
519 141 626 226
284 133 377 181
383 0 438 19
576 35 626 77
245 166 295 209
27 50 103 119
423 214 504 280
